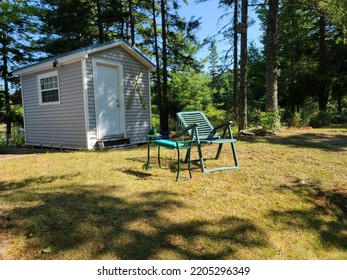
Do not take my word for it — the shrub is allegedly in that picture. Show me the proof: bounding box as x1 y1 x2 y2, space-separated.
291 112 303 127
309 111 332 128
205 106 227 127
259 111 282 131
331 114 347 124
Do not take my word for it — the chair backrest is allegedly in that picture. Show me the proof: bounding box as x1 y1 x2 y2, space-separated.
177 111 216 140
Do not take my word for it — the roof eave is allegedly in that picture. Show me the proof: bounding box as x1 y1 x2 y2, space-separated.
14 52 88 76
13 40 156 76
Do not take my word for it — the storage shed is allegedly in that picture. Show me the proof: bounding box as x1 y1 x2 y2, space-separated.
14 40 155 150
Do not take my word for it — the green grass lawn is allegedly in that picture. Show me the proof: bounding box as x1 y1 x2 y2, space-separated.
0 126 346 260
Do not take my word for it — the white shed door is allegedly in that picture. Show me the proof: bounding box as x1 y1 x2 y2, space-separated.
95 62 120 139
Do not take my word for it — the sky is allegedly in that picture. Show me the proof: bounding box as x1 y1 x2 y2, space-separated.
178 0 263 62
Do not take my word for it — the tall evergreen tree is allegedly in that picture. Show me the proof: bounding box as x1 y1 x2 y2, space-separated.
151 0 162 131
39 0 131 55
256 0 346 118
238 0 248 131
318 0 347 41
208 39 219 98
0 0 40 145
39 0 97 55
233 0 239 119
151 0 201 132
265 0 279 114
160 0 169 133
317 12 329 111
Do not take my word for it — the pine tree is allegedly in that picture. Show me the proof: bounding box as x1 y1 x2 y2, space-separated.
238 0 248 131
265 0 279 113
0 0 40 145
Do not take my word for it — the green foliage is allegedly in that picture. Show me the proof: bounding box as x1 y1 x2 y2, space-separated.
281 97 319 127
0 123 24 147
0 0 41 66
318 0 347 42
309 111 332 128
167 71 212 117
248 43 266 111
331 113 347 124
151 110 160 131
0 124 5 150
11 124 25 145
258 111 282 131
1 1 41 145
39 0 124 54
256 0 347 120
11 104 23 125
291 112 304 128
204 106 228 128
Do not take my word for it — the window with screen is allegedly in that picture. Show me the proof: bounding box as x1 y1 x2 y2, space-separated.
38 71 60 104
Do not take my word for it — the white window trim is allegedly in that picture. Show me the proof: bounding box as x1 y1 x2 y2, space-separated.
37 71 61 105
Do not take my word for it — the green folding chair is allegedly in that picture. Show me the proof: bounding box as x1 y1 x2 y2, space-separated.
177 111 239 174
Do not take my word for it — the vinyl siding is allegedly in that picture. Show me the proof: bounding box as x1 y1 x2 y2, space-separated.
22 61 87 149
86 46 151 147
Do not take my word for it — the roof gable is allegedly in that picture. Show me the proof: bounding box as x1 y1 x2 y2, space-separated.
14 39 155 76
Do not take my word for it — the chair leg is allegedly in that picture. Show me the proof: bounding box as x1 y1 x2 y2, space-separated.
157 146 161 168
184 148 189 163
215 143 223 159
177 148 193 182
231 142 239 169
176 148 181 182
145 141 151 170
197 144 207 173
187 148 192 179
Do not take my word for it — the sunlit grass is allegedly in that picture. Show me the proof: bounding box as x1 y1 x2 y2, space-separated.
0 126 346 260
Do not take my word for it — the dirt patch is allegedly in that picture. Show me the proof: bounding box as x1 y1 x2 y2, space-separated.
0 154 38 162
0 148 45 161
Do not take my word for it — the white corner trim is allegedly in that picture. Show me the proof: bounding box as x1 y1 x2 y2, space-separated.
81 59 91 150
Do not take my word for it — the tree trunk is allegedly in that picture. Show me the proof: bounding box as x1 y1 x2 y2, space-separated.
233 0 239 119
152 0 162 130
317 14 329 111
265 0 279 113
238 0 248 132
2 41 11 146
160 0 169 133
96 0 105 43
128 0 135 46
1 7 11 145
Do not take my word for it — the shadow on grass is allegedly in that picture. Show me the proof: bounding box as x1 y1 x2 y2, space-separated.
238 131 347 152
269 179 347 250
122 169 152 179
0 173 80 192
1 175 268 260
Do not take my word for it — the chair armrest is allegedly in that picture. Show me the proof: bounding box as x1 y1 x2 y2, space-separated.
183 123 199 133
214 121 233 130
207 121 233 139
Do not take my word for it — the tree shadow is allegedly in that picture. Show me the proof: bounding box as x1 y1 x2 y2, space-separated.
0 173 80 192
122 169 152 179
1 176 269 260
269 179 347 250
238 131 347 152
